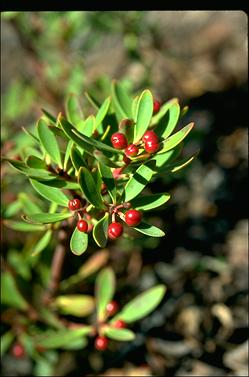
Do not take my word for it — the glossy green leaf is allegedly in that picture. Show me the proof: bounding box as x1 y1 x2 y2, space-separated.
21 126 40 143
158 122 194 154
72 128 120 154
103 327 135 341
156 102 181 139
35 178 80 190
111 80 132 120
132 95 139 119
84 91 101 110
70 227 88 256
78 167 105 209
96 267 115 321
112 285 166 323
93 150 123 168
6 159 55 180
123 161 155 202
63 139 74 170
151 145 182 170
26 156 47 169
130 193 170 211
70 146 87 172
98 162 116 202
80 115 95 137
37 118 62 167
3 220 45 232
133 90 153 143
134 221 165 237
1 331 15 356
65 93 84 126
95 97 111 127
35 327 93 349
18 192 42 215
41 108 56 124
23 212 72 224
160 151 199 174
1 271 29 310
151 98 177 124
30 179 69 207
53 295 95 317
32 230 52 256
93 213 109 248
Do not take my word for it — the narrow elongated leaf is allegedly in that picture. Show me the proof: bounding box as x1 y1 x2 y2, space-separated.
1 271 29 310
78 167 105 209
35 178 80 190
132 95 139 119
151 145 182 170
70 227 88 256
111 80 132 120
130 193 170 211
18 192 42 214
103 327 135 341
30 179 69 207
41 108 56 124
53 295 95 317
26 156 47 169
160 151 199 174
95 97 111 127
158 122 194 154
84 91 101 110
156 102 181 139
72 128 120 154
65 93 84 125
6 159 55 180
133 221 165 237
3 220 45 232
37 118 62 167
133 90 153 143
1 331 15 356
93 213 109 248
93 150 123 168
32 230 52 256
64 139 74 170
23 212 72 224
98 162 116 202
62 337 88 350
96 267 115 321
80 115 95 137
21 127 40 143
70 146 87 172
35 327 93 349
123 162 155 202
112 285 166 323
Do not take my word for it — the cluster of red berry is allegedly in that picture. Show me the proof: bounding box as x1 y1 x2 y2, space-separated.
94 300 126 351
68 198 88 232
111 99 161 157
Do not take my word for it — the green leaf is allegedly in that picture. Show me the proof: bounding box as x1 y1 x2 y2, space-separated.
78 167 105 209
84 91 101 110
96 267 115 321
21 126 40 143
132 95 139 119
30 179 69 207
63 139 74 170
18 192 42 215
133 221 165 237
112 285 166 323
61 337 88 350
98 162 116 203
103 327 135 341
26 156 47 169
70 227 88 255
31 230 52 256
6 159 56 180
93 150 123 168
80 115 95 137
151 145 182 170
35 327 93 349
111 80 132 120
1 271 29 310
158 122 194 154
41 108 56 124
156 102 181 139
151 97 177 123
35 178 80 190
160 151 199 173
133 89 153 143
53 295 95 317
23 212 72 224
72 127 120 154
95 97 111 127
3 220 46 232
93 213 109 248
37 118 62 167
130 193 170 211
123 161 155 202
70 146 87 172
1 331 15 356
65 93 84 126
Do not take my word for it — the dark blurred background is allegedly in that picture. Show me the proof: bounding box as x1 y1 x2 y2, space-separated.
1 11 248 376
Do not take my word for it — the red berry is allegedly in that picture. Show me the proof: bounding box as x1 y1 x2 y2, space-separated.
108 222 123 239
95 336 109 351
144 141 159 153
68 198 81 211
153 100 161 114
125 144 139 157
125 209 142 226
142 130 158 143
11 343 25 358
111 132 128 150
106 300 119 315
77 219 88 233
113 319 126 328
